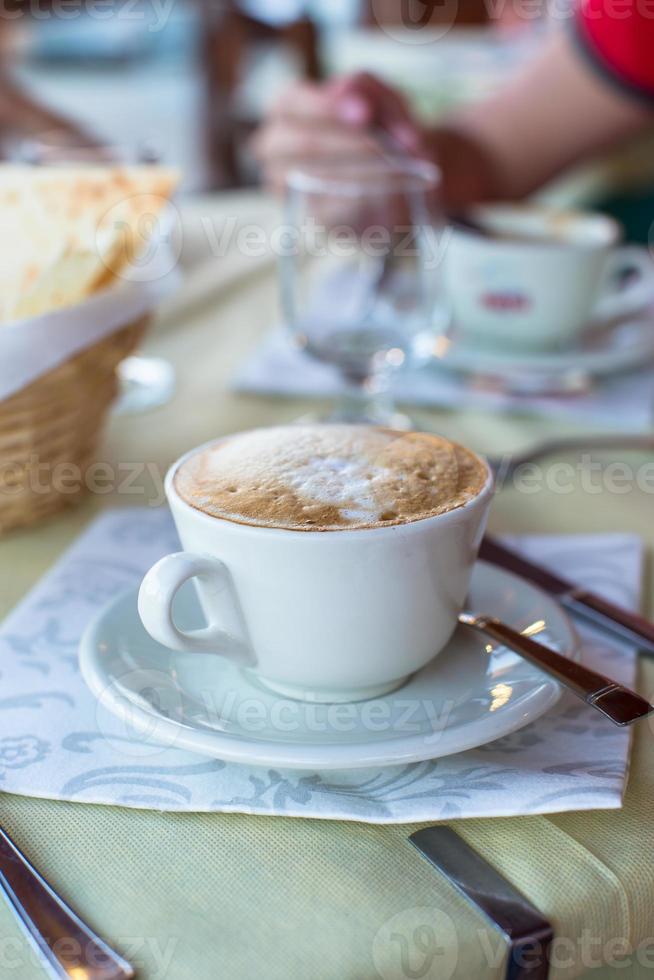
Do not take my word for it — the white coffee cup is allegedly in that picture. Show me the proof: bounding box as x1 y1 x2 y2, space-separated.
442 204 654 351
137 440 493 704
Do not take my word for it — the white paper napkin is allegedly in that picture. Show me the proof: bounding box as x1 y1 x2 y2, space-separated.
0 508 642 823
234 327 654 430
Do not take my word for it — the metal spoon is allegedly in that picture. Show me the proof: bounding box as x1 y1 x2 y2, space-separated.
0 825 133 979
460 612 653 726
488 432 654 479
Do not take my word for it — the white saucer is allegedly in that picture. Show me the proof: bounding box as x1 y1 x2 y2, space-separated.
435 314 654 394
79 561 579 770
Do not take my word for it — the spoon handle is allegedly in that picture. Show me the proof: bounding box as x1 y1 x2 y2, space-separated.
460 613 654 727
0 825 133 979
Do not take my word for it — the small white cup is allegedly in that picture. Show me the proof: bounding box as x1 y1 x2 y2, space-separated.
137 440 493 703
443 204 654 351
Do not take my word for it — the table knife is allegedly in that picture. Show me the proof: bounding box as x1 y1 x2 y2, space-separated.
479 535 654 656
410 827 553 980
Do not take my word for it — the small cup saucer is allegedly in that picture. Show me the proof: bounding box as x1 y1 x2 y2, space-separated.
79 561 578 770
434 314 654 396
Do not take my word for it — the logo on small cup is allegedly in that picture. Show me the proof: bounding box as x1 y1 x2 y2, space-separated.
372 906 458 979
480 291 531 312
370 0 459 43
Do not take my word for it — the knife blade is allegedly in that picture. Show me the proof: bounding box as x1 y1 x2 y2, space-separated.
479 534 654 656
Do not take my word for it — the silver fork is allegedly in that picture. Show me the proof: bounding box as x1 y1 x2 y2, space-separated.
488 433 654 479
0 825 133 979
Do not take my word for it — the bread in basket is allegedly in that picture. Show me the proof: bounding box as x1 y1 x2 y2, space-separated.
0 164 179 533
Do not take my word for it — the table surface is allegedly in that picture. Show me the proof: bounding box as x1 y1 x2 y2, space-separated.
1 192 654 980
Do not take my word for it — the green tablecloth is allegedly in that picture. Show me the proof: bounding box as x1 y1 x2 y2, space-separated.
1 192 654 980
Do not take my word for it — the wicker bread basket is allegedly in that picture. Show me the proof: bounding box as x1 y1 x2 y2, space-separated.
0 163 180 534
0 316 147 534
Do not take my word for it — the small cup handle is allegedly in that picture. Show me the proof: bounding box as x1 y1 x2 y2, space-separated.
594 245 654 322
138 552 250 663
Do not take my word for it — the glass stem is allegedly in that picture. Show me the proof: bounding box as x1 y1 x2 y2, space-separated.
334 370 395 425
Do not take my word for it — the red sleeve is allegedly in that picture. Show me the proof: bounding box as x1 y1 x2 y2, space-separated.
575 0 654 102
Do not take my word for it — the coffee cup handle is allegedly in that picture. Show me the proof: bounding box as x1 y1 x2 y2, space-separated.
138 552 250 663
594 245 654 322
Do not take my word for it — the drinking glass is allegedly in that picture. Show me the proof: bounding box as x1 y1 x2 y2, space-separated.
5 133 175 415
281 157 442 427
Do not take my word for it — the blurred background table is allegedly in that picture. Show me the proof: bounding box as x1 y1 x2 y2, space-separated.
1 191 654 978
2 0 654 237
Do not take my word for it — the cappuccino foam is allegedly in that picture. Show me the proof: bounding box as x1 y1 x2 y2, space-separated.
174 425 488 531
